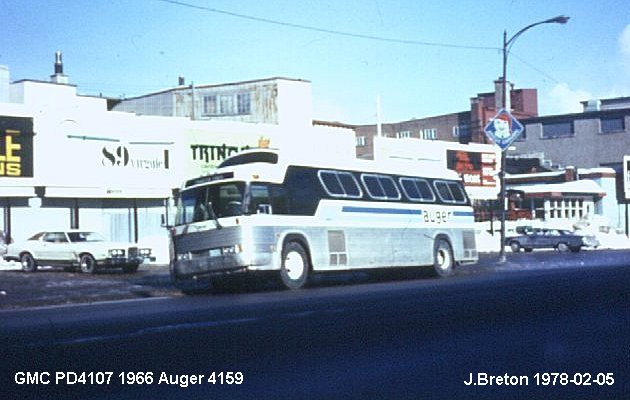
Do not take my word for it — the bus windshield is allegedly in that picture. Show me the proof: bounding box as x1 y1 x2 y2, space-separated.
175 182 246 225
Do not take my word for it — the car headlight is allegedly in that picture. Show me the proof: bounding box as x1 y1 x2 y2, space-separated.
109 249 125 257
140 248 152 257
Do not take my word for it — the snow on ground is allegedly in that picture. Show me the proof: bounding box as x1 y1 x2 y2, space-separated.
1 224 628 272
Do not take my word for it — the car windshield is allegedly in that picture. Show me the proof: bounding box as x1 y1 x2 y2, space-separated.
67 232 106 242
28 232 46 240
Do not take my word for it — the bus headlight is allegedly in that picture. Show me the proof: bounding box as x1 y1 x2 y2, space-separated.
221 244 242 255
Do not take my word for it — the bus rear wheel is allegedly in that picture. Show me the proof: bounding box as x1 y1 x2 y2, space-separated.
432 239 454 277
280 242 310 290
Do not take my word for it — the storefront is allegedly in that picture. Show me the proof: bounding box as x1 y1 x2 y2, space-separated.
0 79 355 262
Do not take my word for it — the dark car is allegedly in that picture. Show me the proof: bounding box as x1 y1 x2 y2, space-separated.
505 228 597 253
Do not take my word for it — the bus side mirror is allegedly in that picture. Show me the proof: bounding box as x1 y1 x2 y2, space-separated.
161 214 172 228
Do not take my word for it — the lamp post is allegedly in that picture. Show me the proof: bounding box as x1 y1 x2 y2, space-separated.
498 15 569 262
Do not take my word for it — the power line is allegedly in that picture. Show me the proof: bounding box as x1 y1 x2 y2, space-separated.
157 0 499 52
509 52 560 84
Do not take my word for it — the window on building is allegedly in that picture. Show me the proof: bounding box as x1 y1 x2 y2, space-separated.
219 95 235 115
600 117 625 134
356 136 366 147
237 92 251 114
452 125 470 138
203 95 217 115
421 128 437 140
396 130 411 139
542 121 574 139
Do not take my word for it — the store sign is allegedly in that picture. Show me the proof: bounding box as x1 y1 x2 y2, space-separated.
624 155 630 200
0 116 34 177
190 143 251 164
101 145 170 170
447 149 497 187
484 109 524 150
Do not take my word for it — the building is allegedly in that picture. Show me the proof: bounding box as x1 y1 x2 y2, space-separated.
505 167 613 225
350 80 629 233
507 96 630 231
112 77 313 129
0 57 355 262
513 97 630 171
354 79 538 159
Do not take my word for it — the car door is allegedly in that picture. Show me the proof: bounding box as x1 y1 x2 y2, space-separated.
529 231 546 249
39 232 74 264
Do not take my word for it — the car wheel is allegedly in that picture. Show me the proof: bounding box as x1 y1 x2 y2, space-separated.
122 263 140 273
280 241 310 289
80 254 98 274
556 242 570 252
432 239 454 277
509 241 521 253
20 253 37 272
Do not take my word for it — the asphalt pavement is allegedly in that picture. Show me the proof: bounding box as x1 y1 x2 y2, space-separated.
1 251 628 399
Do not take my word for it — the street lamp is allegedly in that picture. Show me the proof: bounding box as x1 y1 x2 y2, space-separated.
498 15 569 262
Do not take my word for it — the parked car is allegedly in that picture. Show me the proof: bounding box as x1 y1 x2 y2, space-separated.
505 228 598 253
3 230 152 273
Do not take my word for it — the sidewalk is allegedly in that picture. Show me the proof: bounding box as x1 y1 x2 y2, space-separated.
0 259 20 271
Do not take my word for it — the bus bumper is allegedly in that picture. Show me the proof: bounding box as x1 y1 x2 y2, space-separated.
170 250 274 282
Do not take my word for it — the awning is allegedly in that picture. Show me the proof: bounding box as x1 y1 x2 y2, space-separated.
508 179 606 198
0 186 36 197
43 186 172 199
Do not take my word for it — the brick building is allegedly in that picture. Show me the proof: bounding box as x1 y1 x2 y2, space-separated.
355 78 538 159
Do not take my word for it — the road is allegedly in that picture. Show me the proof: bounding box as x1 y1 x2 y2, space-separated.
1 251 629 399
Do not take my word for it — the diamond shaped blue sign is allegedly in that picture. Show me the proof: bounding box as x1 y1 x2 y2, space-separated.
484 109 524 150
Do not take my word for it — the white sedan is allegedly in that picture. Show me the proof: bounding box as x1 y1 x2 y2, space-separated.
3 231 152 273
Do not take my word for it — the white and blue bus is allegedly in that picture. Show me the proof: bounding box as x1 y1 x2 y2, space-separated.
169 149 477 291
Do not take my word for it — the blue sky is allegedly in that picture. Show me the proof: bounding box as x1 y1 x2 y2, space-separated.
2 0 629 124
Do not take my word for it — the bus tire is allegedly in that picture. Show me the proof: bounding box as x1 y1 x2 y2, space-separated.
432 238 454 277
280 241 310 289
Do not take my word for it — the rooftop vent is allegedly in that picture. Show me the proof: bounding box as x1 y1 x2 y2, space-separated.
50 51 69 84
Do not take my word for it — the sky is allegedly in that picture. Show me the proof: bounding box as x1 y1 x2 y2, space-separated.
1 0 629 124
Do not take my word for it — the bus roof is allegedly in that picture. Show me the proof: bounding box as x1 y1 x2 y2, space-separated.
185 148 462 188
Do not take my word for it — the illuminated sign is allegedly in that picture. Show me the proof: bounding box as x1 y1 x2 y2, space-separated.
447 150 496 187
0 116 34 177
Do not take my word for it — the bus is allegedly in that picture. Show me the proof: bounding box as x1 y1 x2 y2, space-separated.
169 149 477 291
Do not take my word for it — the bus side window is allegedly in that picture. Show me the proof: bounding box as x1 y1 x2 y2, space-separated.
249 184 288 214
270 185 288 214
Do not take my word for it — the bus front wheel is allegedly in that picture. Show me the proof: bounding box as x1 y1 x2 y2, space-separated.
280 241 310 290
432 239 454 277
